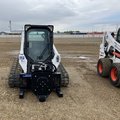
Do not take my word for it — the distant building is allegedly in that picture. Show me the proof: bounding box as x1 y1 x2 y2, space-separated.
0 31 8 35
0 31 21 35
8 32 21 35
88 32 104 35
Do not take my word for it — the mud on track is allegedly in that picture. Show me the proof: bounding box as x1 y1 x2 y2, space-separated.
0 37 120 120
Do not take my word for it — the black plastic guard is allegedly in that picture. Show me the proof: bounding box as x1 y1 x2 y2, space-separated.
31 72 53 97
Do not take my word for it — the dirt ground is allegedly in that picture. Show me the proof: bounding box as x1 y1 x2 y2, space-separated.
0 36 120 120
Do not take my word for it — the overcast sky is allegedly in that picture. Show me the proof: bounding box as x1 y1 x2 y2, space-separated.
0 0 120 32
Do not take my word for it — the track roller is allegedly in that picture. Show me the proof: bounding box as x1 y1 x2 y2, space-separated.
58 63 69 87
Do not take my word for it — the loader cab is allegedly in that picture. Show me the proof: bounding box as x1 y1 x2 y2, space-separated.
24 25 54 64
116 28 120 43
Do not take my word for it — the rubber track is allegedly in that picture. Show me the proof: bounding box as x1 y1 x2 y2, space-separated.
58 63 69 87
8 58 21 88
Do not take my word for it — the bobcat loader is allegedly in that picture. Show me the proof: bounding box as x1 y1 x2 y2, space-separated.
8 24 69 102
97 28 120 87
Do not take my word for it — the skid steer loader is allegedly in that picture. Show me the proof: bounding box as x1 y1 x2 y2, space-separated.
8 24 69 102
97 28 120 87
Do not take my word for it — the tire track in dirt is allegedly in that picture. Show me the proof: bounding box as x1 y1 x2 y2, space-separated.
74 61 120 120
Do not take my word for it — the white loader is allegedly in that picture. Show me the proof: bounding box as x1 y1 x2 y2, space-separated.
97 29 120 87
8 24 69 102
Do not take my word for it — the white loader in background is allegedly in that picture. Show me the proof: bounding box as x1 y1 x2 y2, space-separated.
97 28 120 87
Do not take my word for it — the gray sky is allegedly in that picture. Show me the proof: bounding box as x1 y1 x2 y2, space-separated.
0 0 120 32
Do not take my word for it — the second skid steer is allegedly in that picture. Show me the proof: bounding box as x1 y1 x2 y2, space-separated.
97 28 120 87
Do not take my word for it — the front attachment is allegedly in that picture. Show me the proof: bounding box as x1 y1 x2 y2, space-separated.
31 72 53 102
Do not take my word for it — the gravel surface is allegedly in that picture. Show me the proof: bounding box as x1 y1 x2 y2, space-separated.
0 37 120 120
